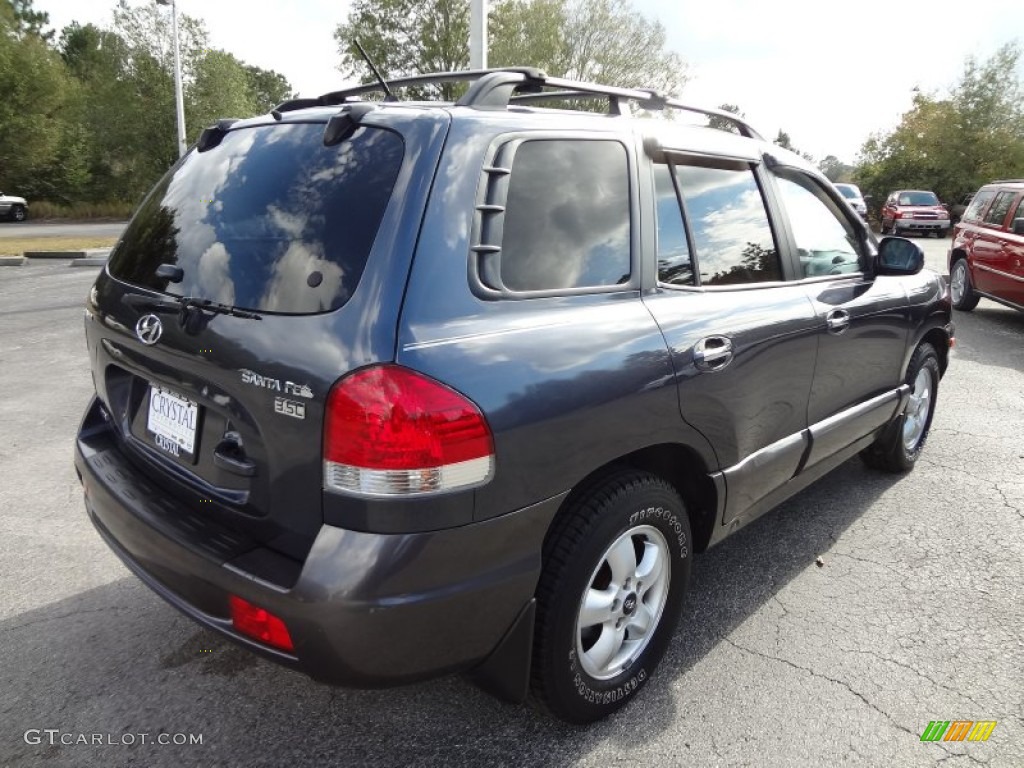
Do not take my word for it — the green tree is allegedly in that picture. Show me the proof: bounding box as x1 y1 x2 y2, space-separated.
0 1 80 199
855 42 1024 207
706 103 743 133
335 0 687 101
6 0 52 40
245 64 294 112
192 49 259 128
818 154 853 182
335 0 470 99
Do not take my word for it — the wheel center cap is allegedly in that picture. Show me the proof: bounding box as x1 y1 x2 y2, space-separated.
622 593 638 616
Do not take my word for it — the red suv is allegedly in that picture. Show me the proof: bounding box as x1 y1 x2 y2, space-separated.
949 180 1024 312
880 189 950 238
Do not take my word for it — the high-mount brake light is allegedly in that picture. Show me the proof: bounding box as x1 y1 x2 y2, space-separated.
323 365 494 497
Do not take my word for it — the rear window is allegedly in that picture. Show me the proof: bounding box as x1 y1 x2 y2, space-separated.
108 123 404 314
835 185 859 200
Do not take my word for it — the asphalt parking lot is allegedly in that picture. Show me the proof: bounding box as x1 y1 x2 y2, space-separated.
1 237 1021 767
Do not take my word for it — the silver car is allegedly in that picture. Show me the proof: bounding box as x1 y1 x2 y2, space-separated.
0 192 28 222
835 183 868 219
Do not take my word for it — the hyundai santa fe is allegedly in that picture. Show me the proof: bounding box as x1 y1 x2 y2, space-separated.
75 68 954 724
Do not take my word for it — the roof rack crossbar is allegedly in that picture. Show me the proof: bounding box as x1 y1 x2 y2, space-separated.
303 67 762 139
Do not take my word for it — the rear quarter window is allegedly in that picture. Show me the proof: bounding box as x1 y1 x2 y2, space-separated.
497 139 631 292
108 123 404 314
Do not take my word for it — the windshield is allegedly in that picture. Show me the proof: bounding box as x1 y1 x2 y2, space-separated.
897 191 939 206
835 185 859 200
108 123 404 314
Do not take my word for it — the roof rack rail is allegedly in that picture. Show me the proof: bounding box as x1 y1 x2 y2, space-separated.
991 179 1024 184
277 68 762 139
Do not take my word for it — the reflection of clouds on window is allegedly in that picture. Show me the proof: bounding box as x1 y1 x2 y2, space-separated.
197 242 236 305
654 164 692 285
776 177 857 261
500 140 630 292
677 166 779 286
260 241 346 313
108 122 403 313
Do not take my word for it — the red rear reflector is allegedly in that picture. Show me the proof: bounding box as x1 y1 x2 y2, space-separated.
229 595 294 652
323 365 494 497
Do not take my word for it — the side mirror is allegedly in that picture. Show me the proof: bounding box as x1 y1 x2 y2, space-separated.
876 237 924 275
1013 218 1024 236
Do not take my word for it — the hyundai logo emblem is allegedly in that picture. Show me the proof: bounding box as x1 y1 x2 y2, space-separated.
135 314 163 345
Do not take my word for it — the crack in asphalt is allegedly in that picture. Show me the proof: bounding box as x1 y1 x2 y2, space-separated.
834 645 987 712
1 606 131 634
722 637 941 748
920 457 1024 519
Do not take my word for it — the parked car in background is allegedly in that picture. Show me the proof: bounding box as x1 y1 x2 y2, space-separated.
834 183 868 219
74 68 954 724
880 190 950 237
949 179 1024 312
950 192 974 225
0 192 28 222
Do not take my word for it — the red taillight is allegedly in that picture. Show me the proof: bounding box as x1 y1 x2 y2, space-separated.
229 596 294 652
323 365 494 497
893 210 903 219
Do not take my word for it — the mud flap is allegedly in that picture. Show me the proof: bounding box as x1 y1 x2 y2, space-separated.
467 598 535 703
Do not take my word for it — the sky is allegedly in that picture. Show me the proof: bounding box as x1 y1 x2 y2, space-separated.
36 0 1024 164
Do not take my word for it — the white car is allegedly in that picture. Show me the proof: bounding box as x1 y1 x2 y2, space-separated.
0 192 28 222
835 183 868 219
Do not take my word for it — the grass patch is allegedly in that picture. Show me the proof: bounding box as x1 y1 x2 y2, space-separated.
29 201 135 220
0 236 119 256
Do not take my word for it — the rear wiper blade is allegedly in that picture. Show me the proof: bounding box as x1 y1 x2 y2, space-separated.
180 297 263 320
121 293 262 320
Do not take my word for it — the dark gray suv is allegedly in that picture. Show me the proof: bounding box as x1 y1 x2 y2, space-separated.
75 68 953 724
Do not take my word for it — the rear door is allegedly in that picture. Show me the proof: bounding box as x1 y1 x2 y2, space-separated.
768 167 909 470
1004 193 1024 306
641 154 820 524
970 190 1018 299
87 114 447 554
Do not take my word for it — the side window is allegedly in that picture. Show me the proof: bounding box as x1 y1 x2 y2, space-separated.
774 173 862 278
963 189 996 222
1010 196 1024 225
983 191 1016 227
675 163 781 286
499 139 630 292
653 163 693 286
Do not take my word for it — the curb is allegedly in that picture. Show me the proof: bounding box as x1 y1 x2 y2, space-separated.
0 256 26 266
70 257 108 268
25 250 88 259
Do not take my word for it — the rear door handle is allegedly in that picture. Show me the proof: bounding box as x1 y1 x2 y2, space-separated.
694 336 733 371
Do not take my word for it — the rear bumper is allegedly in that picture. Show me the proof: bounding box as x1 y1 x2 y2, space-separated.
75 396 561 688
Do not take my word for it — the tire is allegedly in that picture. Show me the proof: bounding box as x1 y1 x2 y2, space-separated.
11 205 26 222
936 229 948 239
950 258 979 311
860 343 940 473
531 470 691 723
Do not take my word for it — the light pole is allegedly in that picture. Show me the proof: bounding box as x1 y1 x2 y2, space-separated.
156 0 187 158
470 0 487 69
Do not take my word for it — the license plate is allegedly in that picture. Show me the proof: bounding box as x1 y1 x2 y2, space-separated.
147 386 198 456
